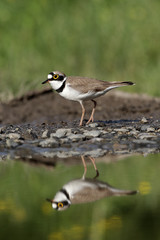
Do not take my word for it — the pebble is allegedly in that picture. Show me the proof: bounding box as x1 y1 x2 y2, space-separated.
141 125 155 132
83 130 101 137
141 117 148 123
114 128 129 133
88 123 99 128
133 139 157 145
6 133 21 139
84 149 107 157
42 130 49 138
6 139 19 148
68 134 85 142
39 138 59 148
138 133 156 140
146 127 155 132
51 128 72 138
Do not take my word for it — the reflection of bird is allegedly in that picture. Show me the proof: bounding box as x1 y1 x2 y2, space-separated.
47 178 137 211
42 71 134 126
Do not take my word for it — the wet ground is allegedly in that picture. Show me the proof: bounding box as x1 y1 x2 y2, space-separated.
0 88 160 125
0 89 160 164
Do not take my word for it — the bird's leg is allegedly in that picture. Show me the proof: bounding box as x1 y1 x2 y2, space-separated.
79 101 85 126
81 155 87 179
89 156 99 179
86 100 97 124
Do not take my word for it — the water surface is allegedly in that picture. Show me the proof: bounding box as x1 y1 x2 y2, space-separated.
0 153 159 240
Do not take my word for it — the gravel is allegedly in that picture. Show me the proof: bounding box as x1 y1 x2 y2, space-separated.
0 118 160 163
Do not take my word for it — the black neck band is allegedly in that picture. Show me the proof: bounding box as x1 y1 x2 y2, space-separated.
56 80 66 93
60 188 70 201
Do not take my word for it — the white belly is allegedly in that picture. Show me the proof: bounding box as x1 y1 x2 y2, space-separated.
59 84 108 102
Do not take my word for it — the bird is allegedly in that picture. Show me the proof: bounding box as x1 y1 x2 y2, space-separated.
46 177 137 211
42 71 135 126
46 156 137 211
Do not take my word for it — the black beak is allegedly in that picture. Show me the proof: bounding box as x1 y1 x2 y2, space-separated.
42 79 49 84
46 198 53 203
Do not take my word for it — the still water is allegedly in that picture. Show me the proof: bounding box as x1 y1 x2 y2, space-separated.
0 153 159 240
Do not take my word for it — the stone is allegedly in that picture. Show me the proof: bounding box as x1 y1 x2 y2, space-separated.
88 123 99 128
68 134 85 142
114 128 129 133
6 133 21 139
141 117 148 123
84 149 107 157
39 138 59 148
6 139 19 148
51 128 72 138
141 125 151 132
138 133 156 140
42 130 49 138
147 127 155 132
83 130 101 137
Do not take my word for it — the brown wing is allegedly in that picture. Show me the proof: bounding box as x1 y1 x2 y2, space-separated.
71 186 114 204
66 76 134 93
66 76 111 93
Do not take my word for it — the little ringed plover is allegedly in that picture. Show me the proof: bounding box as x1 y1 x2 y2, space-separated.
42 71 134 126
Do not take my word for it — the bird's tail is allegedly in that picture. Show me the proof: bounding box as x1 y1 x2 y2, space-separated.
111 81 135 87
108 187 138 196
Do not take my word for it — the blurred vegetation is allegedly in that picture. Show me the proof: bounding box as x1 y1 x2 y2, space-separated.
0 154 160 240
0 0 160 100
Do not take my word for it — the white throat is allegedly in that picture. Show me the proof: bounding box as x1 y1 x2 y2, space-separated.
49 77 66 91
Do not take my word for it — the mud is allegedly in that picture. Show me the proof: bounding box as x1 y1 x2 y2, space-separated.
0 89 160 166
0 88 160 125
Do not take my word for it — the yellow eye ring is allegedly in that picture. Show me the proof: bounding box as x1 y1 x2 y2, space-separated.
58 202 63 208
53 74 59 80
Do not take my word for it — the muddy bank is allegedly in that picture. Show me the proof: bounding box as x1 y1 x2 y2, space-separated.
0 89 160 165
0 88 160 125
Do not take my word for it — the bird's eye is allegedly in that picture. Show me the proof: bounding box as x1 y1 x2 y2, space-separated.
53 74 59 80
58 202 63 208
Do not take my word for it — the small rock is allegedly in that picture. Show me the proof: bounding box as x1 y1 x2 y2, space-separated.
84 149 106 157
83 130 101 137
133 139 156 145
141 117 148 124
6 133 21 139
39 138 59 147
6 139 19 148
129 130 139 135
147 127 155 132
140 125 155 132
90 137 104 143
88 123 99 128
42 151 57 158
57 151 79 158
114 128 129 133
141 125 150 132
51 128 72 138
138 133 156 140
68 134 85 142
42 130 49 138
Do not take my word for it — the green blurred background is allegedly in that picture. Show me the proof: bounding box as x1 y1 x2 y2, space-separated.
0 0 160 101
